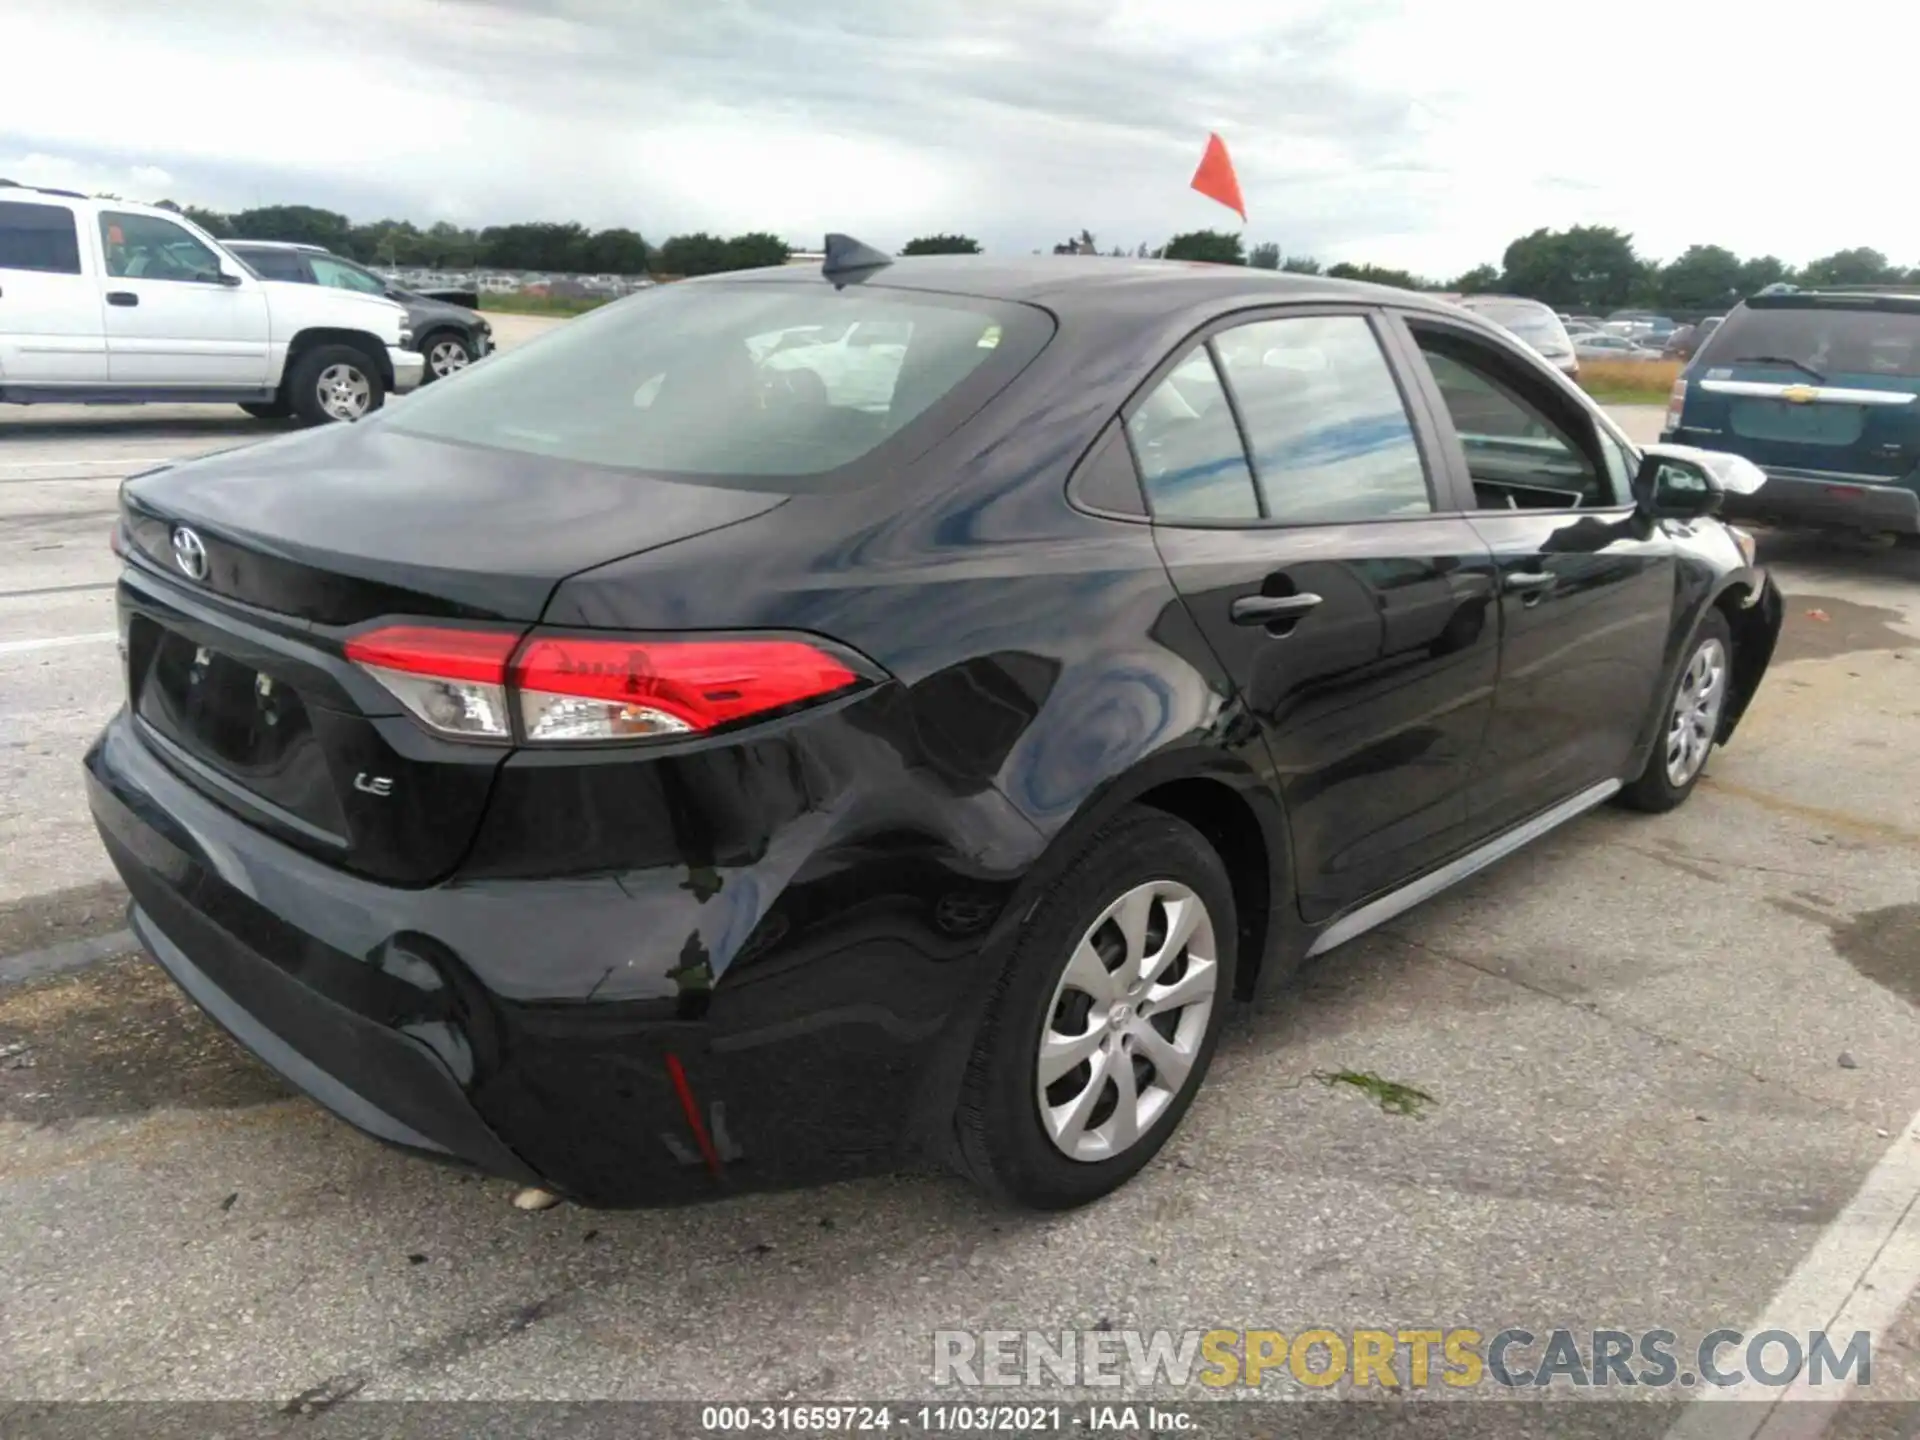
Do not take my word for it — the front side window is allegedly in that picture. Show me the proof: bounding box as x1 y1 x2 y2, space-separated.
1413 327 1618 509
98 211 222 283
0 201 81 274
1123 346 1260 521
308 255 387 295
1212 315 1431 523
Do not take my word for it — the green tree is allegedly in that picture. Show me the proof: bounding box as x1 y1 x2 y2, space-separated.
1798 247 1896 287
1280 255 1322 275
1451 263 1500 294
655 232 731 276
1654 244 1744 313
1500 225 1641 310
1248 242 1281 270
1162 229 1245 265
1326 261 1428 291
1734 255 1791 297
230 204 353 251
723 232 790 270
901 234 981 255
584 227 649 274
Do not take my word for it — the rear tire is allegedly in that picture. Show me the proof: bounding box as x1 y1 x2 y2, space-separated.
287 343 385 425
953 808 1237 1209
1619 608 1734 813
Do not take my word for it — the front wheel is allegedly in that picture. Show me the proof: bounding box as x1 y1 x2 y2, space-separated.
421 331 474 382
287 344 386 425
954 808 1237 1209
1619 608 1734 813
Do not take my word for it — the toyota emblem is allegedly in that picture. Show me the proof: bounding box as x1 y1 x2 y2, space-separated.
171 526 208 582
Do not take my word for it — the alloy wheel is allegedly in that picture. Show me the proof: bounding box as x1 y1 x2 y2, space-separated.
316 363 372 421
1036 880 1219 1163
428 338 471 378
1665 636 1728 787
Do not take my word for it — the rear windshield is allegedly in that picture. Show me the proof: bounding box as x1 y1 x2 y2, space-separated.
386 281 1052 483
1462 300 1567 345
1697 302 1920 380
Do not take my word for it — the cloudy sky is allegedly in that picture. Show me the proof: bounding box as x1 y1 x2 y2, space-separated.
3 0 1914 276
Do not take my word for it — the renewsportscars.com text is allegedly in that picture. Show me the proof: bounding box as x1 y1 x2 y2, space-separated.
932 1327 1873 1391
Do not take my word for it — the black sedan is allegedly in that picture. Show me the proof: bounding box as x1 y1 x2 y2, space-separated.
226 241 493 382
88 245 1783 1210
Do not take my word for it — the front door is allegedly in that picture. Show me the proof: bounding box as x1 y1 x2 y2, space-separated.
1388 312 1676 835
96 210 269 386
1136 311 1501 924
0 198 106 383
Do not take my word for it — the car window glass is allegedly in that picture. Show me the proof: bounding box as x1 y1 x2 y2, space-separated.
1123 345 1260 521
98 211 222 283
0 201 81 274
1414 330 1616 509
1212 315 1430 523
308 255 387 295
240 248 310 281
385 283 1050 485
1699 304 1920 380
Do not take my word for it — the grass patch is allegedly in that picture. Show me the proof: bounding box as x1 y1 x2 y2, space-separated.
1578 357 1681 406
1316 1069 1435 1117
478 293 614 317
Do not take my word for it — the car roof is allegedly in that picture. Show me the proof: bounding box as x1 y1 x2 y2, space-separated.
228 239 332 254
701 253 1473 320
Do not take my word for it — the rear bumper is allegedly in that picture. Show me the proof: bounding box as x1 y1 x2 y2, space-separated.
84 704 1019 1205
387 345 424 394
1719 469 1920 535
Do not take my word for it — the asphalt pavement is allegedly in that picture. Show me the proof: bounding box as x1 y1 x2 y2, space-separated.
3 361 1919 1428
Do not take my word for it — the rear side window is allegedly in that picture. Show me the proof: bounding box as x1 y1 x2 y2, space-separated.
1124 347 1260 521
1699 303 1920 380
0 200 81 274
386 282 1051 486
1212 315 1431 522
309 255 386 295
237 248 311 282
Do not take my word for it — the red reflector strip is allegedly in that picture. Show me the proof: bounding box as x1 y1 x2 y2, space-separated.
510 637 857 732
664 1052 724 1178
343 625 521 684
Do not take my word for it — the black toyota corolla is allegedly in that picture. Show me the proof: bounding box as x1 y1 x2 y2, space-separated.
87 244 1784 1210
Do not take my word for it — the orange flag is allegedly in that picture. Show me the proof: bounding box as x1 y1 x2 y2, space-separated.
1190 133 1246 223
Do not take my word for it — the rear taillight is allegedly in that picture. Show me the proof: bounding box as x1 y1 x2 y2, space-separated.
344 625 522 740
1663 377 1687 435
343 625 866 744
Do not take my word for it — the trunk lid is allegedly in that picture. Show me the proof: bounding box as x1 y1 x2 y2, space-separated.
118 422 788 884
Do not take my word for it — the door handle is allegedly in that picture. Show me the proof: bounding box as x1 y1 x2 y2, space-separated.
106 291 139 307
1230 592 1323 625
1503 570 1555 593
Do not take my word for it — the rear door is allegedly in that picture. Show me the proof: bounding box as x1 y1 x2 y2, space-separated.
0 198 106 384
1681 298 1920 479
1388 310 1675 835
1141 309 1501 923
97 209 269 385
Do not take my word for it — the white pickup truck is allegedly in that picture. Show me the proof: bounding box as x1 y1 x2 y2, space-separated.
0 185 422 424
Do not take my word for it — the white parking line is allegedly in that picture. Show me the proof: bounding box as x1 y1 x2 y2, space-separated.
1664 1105 1920 1438
0 458 171 471
0 631 117 657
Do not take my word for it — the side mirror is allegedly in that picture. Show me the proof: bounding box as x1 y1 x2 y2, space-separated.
216 261 244 287
1633 442 1766 521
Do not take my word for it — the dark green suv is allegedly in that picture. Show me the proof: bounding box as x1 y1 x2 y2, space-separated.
1662 284 1920 540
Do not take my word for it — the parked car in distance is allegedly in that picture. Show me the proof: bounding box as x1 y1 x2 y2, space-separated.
1452 294 1579 377
1663 317 1722 361
1576 332 1665 361
227 241 493 383
1665 284 1920 540
1608 311 1678 342
0 184 419 422
1563 313 1604 332
88 250 1782 1212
